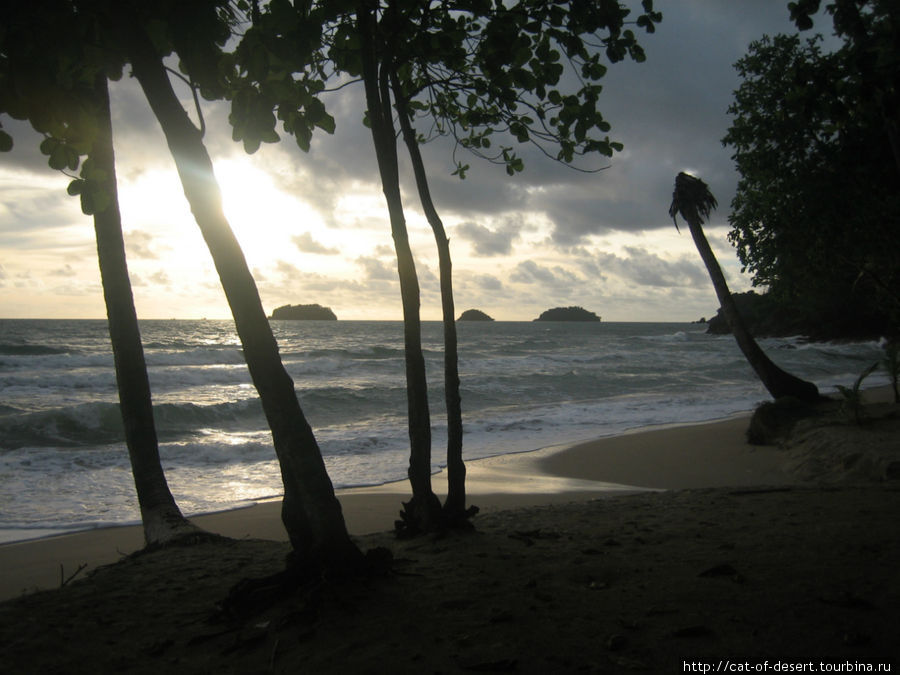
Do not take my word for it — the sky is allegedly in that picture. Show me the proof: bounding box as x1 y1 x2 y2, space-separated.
0 1 834 322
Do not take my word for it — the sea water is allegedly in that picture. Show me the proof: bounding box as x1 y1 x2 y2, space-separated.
0 319 889 542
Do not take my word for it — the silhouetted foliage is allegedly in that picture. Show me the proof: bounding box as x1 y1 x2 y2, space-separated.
724 28 900 338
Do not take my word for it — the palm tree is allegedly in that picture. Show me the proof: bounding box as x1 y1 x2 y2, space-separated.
669 172 820 403
89 74 202 545
115 9 363 573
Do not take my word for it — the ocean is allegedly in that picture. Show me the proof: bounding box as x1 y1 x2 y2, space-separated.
0 318 889 543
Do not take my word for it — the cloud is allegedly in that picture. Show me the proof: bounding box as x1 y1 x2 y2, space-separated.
472 274 503 291
510 260 579 286
149 270 170 286
124 229 166 260
49 263 78 277
595 247 708 288
292 232 339 255
454 219 521 256
0 0 805 320
373 244 394 257
357 256 396 281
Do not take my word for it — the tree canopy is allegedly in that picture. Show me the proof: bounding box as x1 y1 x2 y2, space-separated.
228 0 661 176
722 25 900 338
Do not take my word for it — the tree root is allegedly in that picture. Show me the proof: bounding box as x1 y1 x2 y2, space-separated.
394 495 479 538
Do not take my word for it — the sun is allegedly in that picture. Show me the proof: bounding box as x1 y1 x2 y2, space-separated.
214 157 329 263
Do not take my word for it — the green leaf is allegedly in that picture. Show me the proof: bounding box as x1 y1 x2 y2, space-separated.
452 162 469 179
243 136 262 154
0 130 12 153
316 113 336 135
67 179 84 196
48 144 70 171
80 190 97 216
40 137 57 156
83 186 111 216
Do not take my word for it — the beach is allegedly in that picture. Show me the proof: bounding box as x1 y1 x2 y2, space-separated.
0 416 771 601
1 403 898 672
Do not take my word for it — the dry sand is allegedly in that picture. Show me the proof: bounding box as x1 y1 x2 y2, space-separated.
1 399 898 673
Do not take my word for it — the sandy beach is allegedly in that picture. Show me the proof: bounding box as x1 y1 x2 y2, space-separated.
1 399 898 672
0 415 773 601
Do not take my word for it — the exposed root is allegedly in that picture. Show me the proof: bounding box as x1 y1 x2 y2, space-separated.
395 494 478 537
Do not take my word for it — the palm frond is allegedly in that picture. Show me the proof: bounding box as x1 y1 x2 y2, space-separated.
669 171 717 231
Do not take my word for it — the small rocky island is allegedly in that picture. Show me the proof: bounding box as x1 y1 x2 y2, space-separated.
534 306 601 322
269 304 337 321
458 309 494 322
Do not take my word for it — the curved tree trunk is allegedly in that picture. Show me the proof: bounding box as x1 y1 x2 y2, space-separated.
91 74 200 546
119 17 361 572
391 74 474 525
687 219 820 403
357 4 442 533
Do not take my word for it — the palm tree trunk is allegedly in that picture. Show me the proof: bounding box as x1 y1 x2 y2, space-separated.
357 4 442 533
91 74 200 546
119 17 361 571
687 219 820 402
390 74 473 524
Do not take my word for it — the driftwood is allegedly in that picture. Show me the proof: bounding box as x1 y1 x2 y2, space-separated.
60 562 88 588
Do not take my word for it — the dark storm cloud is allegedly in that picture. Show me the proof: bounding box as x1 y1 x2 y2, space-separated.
525 0 807 245
13 1 805 243
0 0 838 320
413 1 817 247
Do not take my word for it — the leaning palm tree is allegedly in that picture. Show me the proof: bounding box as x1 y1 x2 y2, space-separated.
1 2 200 547
114 6 364 573
669 172 820 402
89 74 203 545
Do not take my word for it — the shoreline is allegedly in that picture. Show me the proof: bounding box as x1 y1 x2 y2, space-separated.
1 386 894 602
0 410 754 548
2 391 899 670
0 412 761 601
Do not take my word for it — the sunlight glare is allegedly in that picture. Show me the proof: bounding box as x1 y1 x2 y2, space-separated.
215 158 329 263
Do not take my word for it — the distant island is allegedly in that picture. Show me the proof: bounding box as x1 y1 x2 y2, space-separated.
458 309 494 322
269 304 337 321
534 306 601 322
